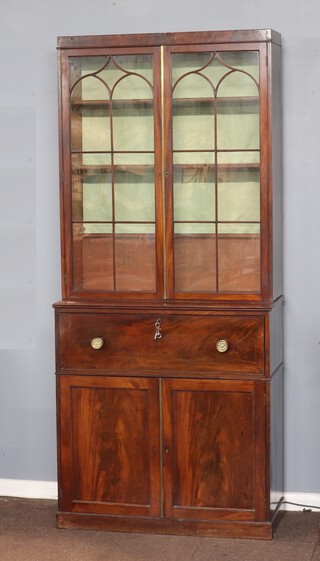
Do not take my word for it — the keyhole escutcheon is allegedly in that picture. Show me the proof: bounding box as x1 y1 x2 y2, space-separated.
154 318 162 340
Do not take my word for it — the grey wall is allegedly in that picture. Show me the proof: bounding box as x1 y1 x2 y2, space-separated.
0 0 319 493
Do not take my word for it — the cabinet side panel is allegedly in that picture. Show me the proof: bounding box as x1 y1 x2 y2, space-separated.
270 366 284 513
269 42 283 301
269 299 284 375
57 49 68 298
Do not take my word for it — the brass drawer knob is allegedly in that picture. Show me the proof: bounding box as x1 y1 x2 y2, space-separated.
216 339 228 353
91 337 104 350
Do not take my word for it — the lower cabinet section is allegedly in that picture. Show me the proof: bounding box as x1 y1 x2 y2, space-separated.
56 374 279 538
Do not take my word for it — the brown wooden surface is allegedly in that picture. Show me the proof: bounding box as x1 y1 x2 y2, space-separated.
57 29 281 50
57 374 274 533
56 311 265 375
269 41 283 301
162 378 263 521
56 512 275 539
269 366 285 517
57 375 161 517
268 298 284 376
55 29 283 540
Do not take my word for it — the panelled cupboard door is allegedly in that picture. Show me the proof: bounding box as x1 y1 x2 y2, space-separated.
57 375 161 517
162 378 267 522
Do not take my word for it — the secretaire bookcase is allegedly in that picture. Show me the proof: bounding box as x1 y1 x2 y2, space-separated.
54 29 284 539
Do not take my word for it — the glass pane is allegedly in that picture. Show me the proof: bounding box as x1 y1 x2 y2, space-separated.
172 51 259 94
174 224 216 292
116 224 155 234
217 95 259 151
172 58 215 151
71 154 112 223
114 150 155 226
219 223 260 235
173 153 215 222
218 223 260 292
217 68 259 151
168 51 259 153
174 152 214 165
217 156 260 222
112 73 153 101
114 53 153 73
115 224 156 292
72 223 114 291
111 60 154 152
173 100 214 151
71 167 84 223
172 52 213 83
83 179 112 223
70 57 108 85
216 51 259 82
83 108 110 153
171 51 259 90
218 151 260 165
114 153 154 166
218 68 259 98
114 168 155 222
71 105 111 154
174 223 215 234
70 69 110 154
218 179 260 222
70 55 153 96
113 99 154 152
173 72 214 100
71 62 110 101
82 223 112 234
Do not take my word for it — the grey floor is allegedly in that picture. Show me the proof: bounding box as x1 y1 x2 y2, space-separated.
0 497 319 561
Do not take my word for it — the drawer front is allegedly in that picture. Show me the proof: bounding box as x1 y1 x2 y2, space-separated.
56 312 265 374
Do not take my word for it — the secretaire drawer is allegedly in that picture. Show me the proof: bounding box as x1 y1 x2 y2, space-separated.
56 312 265 374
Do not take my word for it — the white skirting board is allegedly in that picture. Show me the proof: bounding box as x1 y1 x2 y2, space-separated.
0 480 319 512
0 479 58 500
283 492 320 511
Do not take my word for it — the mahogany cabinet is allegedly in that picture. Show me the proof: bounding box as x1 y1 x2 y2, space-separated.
54 29 284 539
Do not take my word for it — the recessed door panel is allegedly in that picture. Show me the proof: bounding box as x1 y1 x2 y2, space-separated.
162 378 266 521
58 375 161 517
